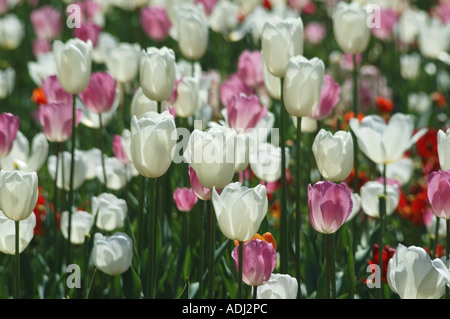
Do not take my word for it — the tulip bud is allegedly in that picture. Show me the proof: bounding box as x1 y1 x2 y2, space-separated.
308 181 353 234
257 273 298 299
79 72 117 114
427 170 450 220
95 156 136 191
0 14 25 50
418 17 450 60
30 5 63 41
283 55 325 117
106 42 141 84
212 182 268 242
140 6 171 42
130 111 177 179
173 187 198 212
332 2 371 54
53 38 93 94
387 244 449 299
184 127 236 189
249 143 290 183
173 76 201 118
310 75 340 120
173 2 209 60
231 239 276 286
39 102 83 143
312 129 353 182
140 46 176 102
91 232 133 276
0 211 36 255
0 67 15 99
0 112 19 159
113 130 132 164
261 17 304 78
91 193 127 232
0 170 39 221
130 87 158 119
60 209 94 245
262 53 281 100
47 151 88 191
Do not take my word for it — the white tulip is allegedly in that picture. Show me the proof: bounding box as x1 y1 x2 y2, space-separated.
387 244 450 299
360 180 399 218
91 232 133 276
0 67 15 99
0 131 48 173
0 14 24 50
53 38 93 94
261 17 303 78
130 111 177 179
47 151 88 191
332 2 370 54
0 170 39 221
183 127 236 189
60 209 94 245
312 129 353 182
91 193 127 232
257 273 298 299
130 87 158 120
212 182 267 242
140 46 176 102
249 143 289 183
283 56 325 117
106 42 141 83
438 129 450 171
349 113 427 165
0 211 36 255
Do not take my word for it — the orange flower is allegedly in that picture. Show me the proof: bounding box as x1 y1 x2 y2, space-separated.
31 87 47 105
234 232 277 251
344 111 365 123
431 92 446 108
376 96 393 113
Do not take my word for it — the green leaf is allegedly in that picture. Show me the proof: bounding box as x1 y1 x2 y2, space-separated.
122 265 143 299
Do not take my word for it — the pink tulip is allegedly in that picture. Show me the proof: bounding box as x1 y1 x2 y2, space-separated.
371 9 397 41
75 0 101 23
112 134 131 164
0 112 19 158
39 102 83 142
227 94 267 132
308 181 353 234
41 75 73 105
305 22 326 45
30 5 62 41
173 187 198 212
32 38 52 57
310 75 340 120
427 170 450 220
79 72 116 114
232 239 277 287
0 0 9 15
237 50 264 88
189 165 211 201
73 21 102 47
140 6 172 42
220 74 253 108
435 2 450 24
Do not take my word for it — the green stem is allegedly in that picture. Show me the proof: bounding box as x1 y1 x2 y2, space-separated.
207 199 215 298
253 286 257 299
326 233 336 299
53 143 61 273
378 165 387 299
325 233 331 299
147 177 156 299
14 220 20 299
238 241 243 299
99 113 107 192
279 77 288 274
295 116 302 299
198 200 205 299
157 100 162 114
137 176 147 256
67 94 77 266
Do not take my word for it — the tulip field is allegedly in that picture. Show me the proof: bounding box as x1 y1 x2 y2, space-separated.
1 0 450 305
